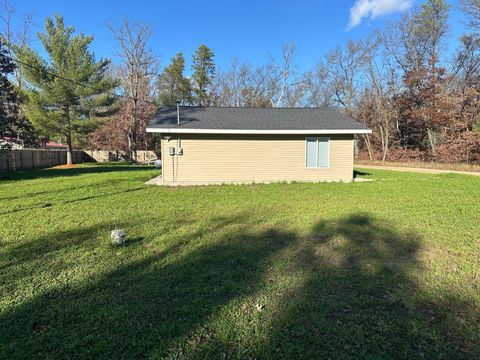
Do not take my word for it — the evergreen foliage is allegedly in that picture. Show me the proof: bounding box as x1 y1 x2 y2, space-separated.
158 53 191 106
191 44 215 106
15 14 118 162
0 40 36 148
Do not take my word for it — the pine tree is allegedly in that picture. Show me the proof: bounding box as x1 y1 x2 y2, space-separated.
158 53 191 106
15 14 118 164
0 40 36 148
0 40 17 144
413 0 449 70
191 44 215 106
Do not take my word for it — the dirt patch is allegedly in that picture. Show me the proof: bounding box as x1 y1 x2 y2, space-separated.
50 164 77 169
356 164 480 177
356 160 480 173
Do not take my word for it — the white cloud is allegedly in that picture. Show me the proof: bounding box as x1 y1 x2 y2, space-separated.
347 0 412 29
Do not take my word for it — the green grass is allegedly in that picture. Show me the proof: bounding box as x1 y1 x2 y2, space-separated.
0 164 479 359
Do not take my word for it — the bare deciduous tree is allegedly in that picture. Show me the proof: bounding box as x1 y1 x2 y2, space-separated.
214 58 250 107
322 39 373 115
267 43 296 108
214 45 308 108
213 59 272 107
364 44 401 161
453 35 480 88
108 18 158 160
0 0 34 89
462 0 480 32
304 65 334 108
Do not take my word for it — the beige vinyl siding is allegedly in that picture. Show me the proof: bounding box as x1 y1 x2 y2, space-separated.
161 134 354 184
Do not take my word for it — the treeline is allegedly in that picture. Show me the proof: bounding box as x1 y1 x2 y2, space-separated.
1 0 480 163
210 0 480 163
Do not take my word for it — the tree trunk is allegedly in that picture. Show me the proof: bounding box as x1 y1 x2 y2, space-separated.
426 127 437 156
353 137 358 159
66 141 73 165
382 125 389 161
382 140 388 161
65 105 73 165
379 125 385 160
127 135 132 161
362 134 373 160
128 99 138 162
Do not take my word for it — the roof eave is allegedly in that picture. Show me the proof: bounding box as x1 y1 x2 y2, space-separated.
146 128 372 135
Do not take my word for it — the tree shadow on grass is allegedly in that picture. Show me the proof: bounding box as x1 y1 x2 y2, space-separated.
2 223 125 263
252 214 479 359
0 177 139 201
0 215 296 359
0 163 155 182
0 213 202 282
0 187 146 215
0 213 478 359
0 222 135 285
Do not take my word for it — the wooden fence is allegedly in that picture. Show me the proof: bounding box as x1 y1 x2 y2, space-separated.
82 150 157 163
0 149 84 172
0 149 157 172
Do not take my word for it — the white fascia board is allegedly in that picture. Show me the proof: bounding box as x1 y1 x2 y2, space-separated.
146 128 372 134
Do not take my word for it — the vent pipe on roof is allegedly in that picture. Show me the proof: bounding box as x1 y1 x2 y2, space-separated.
176 101 180 125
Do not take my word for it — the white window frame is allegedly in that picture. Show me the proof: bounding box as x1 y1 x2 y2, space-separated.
305 137 330 169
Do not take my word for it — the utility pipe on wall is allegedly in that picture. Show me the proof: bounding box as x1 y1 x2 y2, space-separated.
176 101 181 182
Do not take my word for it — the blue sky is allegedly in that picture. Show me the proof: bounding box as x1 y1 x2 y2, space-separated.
7 0 468 74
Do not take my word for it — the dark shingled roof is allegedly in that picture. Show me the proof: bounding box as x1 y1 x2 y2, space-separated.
147 106 369 131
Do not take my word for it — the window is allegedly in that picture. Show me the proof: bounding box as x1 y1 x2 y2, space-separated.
305 137 330 168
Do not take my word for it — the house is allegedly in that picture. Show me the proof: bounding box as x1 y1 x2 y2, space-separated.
42 141 68 150
146 106 371 185
0 137 25 149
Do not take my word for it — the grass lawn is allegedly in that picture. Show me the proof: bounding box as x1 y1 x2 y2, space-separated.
0 164 479 359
